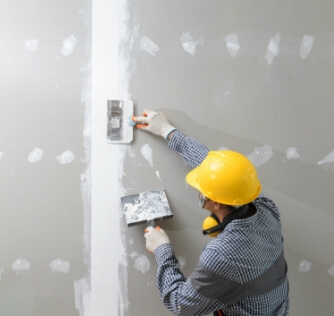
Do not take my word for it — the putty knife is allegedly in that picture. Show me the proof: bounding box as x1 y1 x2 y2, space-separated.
107 99 134 144
121 188 174 227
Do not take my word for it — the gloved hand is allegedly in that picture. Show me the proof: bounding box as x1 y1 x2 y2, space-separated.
144 226 170 253
134 109 177 140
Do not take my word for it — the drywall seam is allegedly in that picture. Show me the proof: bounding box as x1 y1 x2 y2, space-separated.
91 0 130 315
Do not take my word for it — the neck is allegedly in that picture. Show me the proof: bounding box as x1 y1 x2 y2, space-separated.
215 204 252 223
215 205 233 223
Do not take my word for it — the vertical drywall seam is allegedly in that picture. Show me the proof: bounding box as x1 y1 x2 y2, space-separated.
91 0 130 315
77 0 93 314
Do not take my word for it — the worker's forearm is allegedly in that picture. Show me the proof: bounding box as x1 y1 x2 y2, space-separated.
168 130 209 168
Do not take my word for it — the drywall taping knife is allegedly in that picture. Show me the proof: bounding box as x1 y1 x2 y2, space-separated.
107 99 134 144
120 188 174 228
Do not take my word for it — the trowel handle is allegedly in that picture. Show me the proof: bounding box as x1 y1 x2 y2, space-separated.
147 220 160 230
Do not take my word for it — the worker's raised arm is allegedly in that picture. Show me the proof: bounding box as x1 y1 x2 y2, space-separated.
134 109 209 168
133 109 177 140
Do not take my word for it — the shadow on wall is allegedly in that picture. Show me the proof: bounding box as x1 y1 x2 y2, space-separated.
124 107 334 218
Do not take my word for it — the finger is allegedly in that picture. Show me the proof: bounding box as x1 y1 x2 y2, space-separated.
136 123 149 130
144 226 153 233
132 115 147 122
142 109 153 116
133 115 149 124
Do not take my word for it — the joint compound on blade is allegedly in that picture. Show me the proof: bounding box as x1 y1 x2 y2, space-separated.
107 100 134 144
121 189 173 226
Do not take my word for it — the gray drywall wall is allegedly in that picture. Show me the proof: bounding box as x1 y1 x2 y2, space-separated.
119 0 334 315
0 1 91 315
2 0 334 315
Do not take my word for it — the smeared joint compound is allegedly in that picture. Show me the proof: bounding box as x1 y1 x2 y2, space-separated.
129 251 139 259
300 35 314 59
286 147 300 160
299 259 312 273
247 145 273 167
180 32 204 56
327 265 334 276
74 279 90 316
24 38 39 52
225 34 240 58
265 34 280 65
0 266 4 280
50 259 70 273
156 170 162 181
61 35 78 56
141 144 153 167
0 152 3 159
134 255 150 274
318 150 334 165
56 150 76 164
140 36 159 56
12 258 30 271
28 147 43 163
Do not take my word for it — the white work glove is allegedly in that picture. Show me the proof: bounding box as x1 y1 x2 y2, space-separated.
134 109 177 140
144 226 170 253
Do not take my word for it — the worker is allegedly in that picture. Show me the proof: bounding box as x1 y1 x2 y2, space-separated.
133 109 289 316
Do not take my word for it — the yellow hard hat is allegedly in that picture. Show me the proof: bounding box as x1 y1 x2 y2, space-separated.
186 150 261 205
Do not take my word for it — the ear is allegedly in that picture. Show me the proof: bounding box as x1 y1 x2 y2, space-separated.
213 202 221 210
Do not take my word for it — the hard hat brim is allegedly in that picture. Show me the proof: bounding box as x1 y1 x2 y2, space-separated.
186 167 201 191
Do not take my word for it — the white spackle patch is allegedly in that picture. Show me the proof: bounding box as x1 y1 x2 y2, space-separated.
180 32 204 56
141 144 153 167
299 259 312 273
0 266 4 280
247 145 273 167
318 150 334 165
24 38 39 52
265 33 280 65
225 33 240 58
50 259 70 273
134 255 150 274
286 147 300 160
177 255 186 269
156 170 161 181
140 36 159 56
56 150 76 164
12 258 30 271
0 152 3 159
327 265 334 276
74 278 90 316
28 147 43 163
300 35 314 59
61 35 78 56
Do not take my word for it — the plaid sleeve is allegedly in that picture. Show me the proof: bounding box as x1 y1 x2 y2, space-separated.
154 244 223 316
167 130 209 168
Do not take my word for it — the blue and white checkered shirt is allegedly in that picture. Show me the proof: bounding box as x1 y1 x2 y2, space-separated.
153 130 289 316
